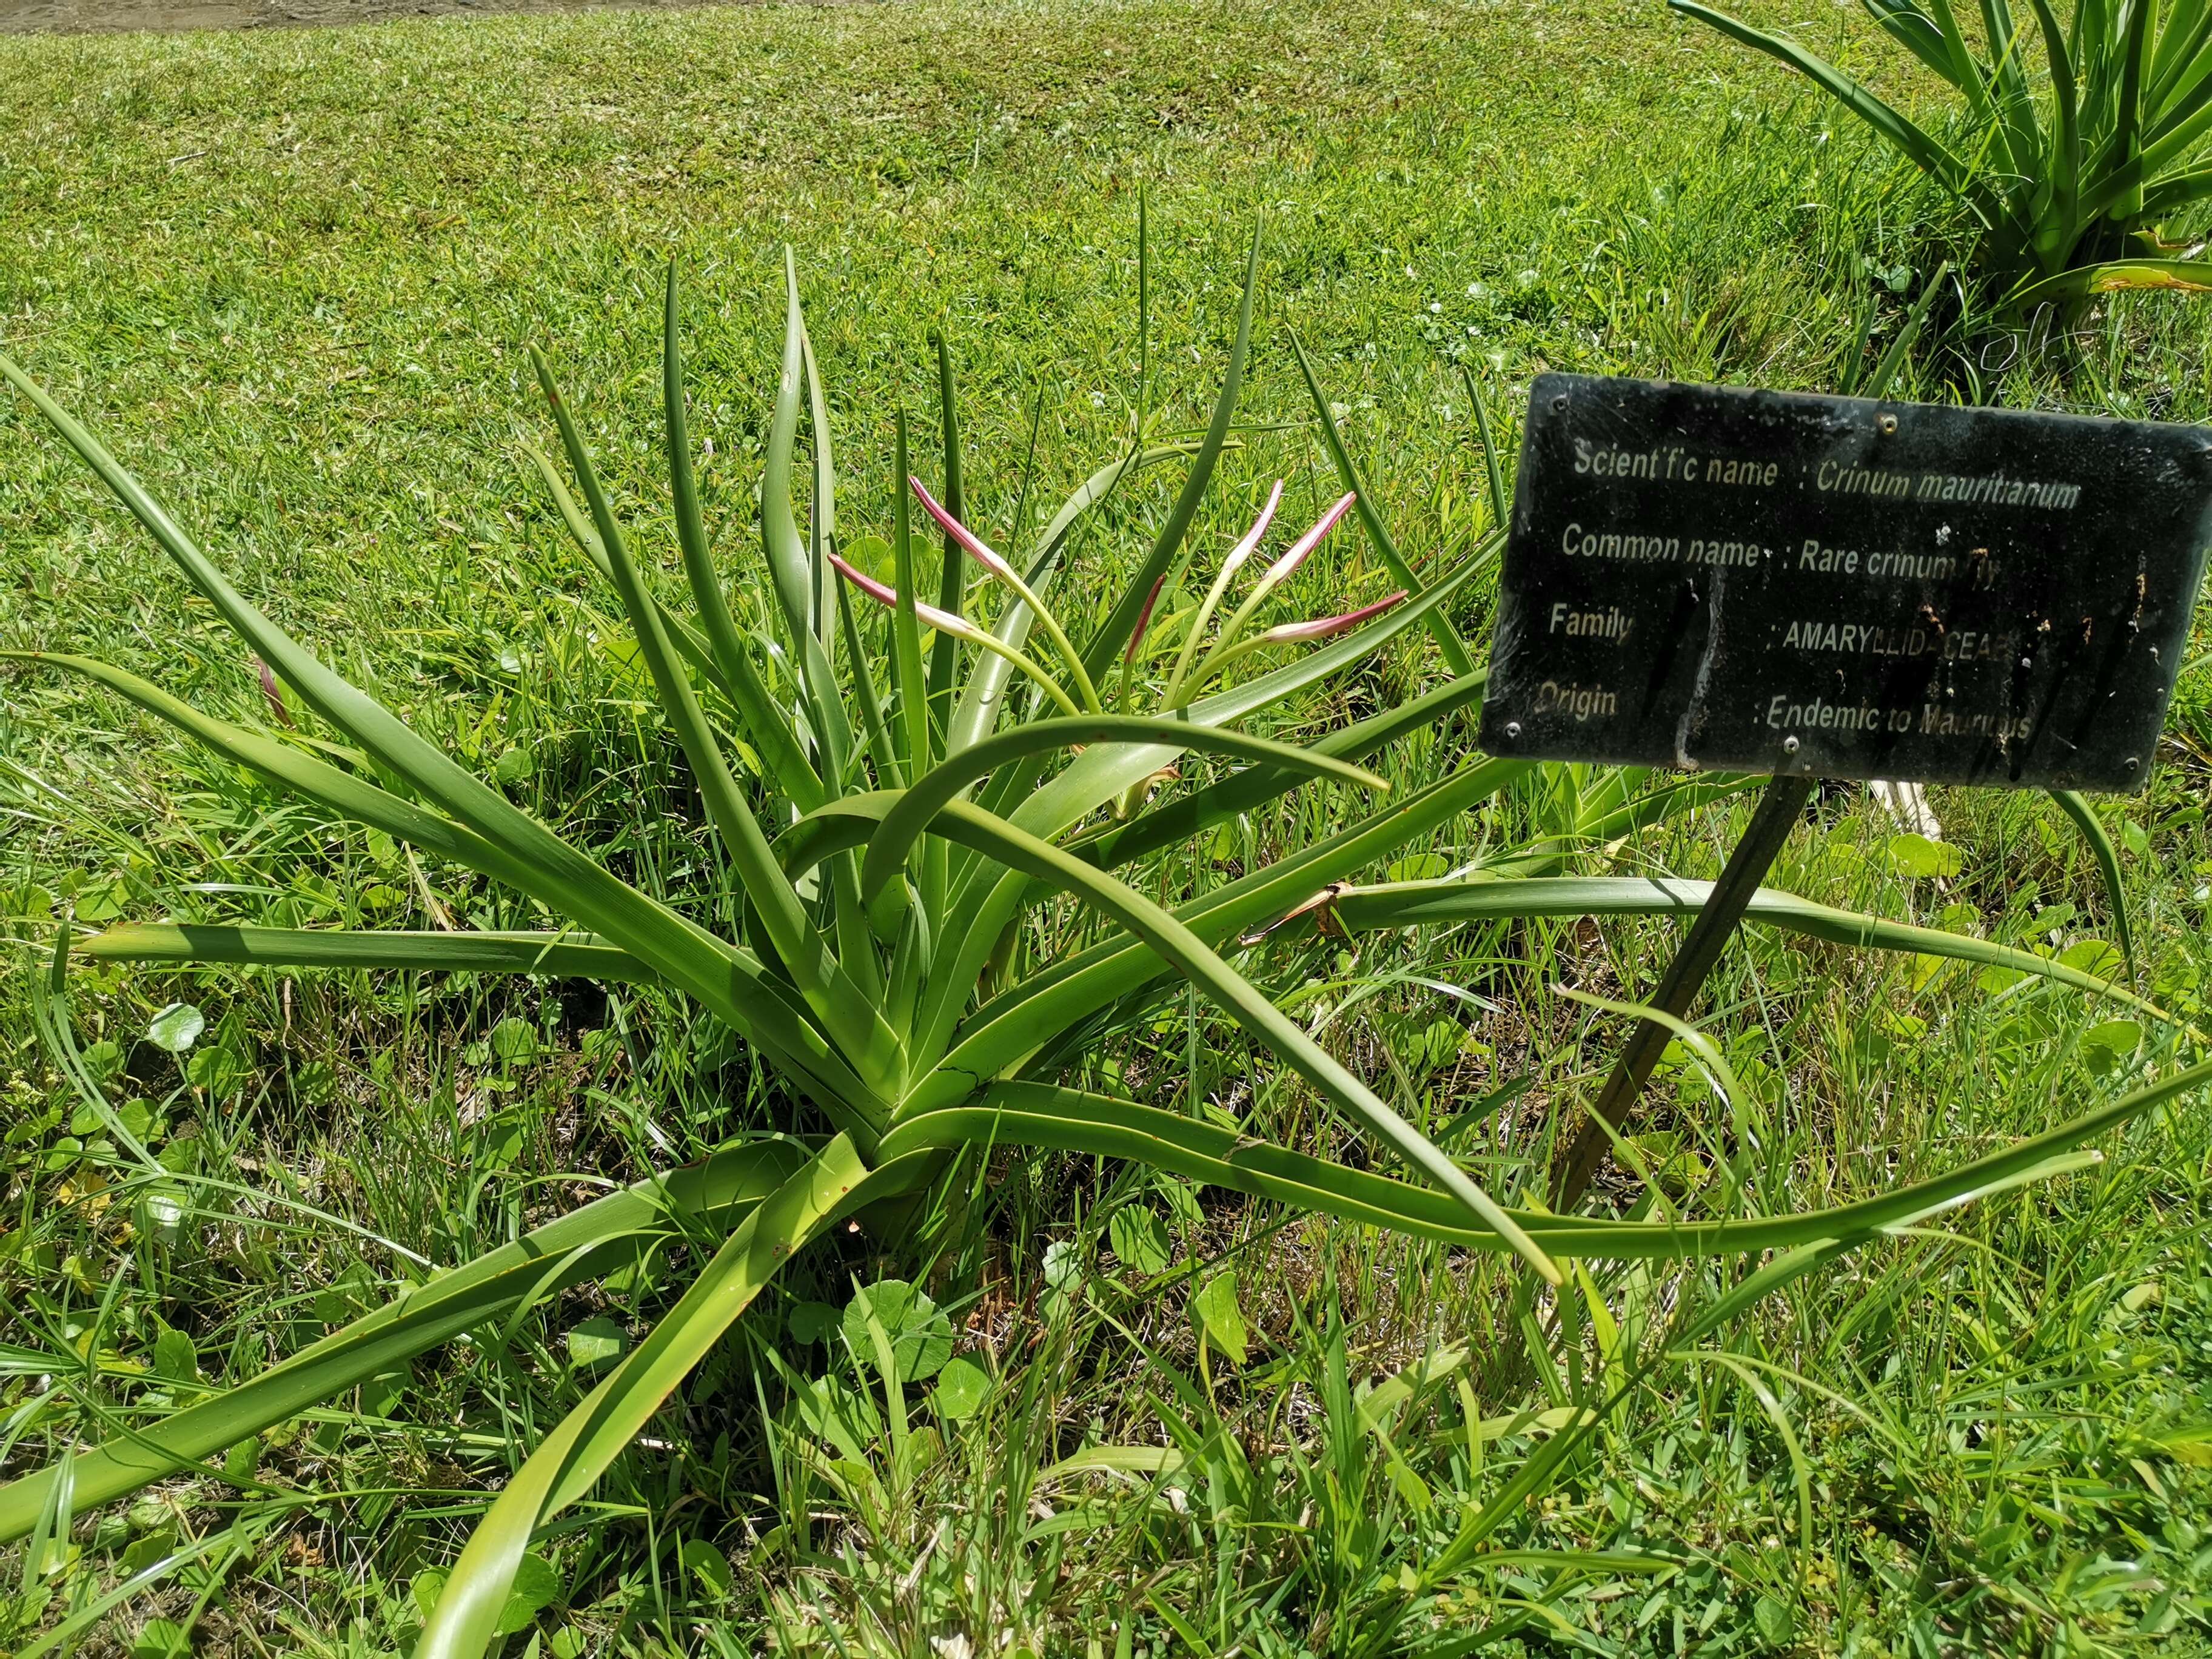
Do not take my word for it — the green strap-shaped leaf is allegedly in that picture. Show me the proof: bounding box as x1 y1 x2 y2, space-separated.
78 923 655 983
1019 555 1483 842
857 716 1386 903
1075 669 1487 873
1863 0 1980 89
2022 0 2082 257
531 348 902 1098
1289 329 1475 675
1670 1 1979 203
0 352 883 1116
522 442 748 717
884 1057 2210 1258
928 329 967 731
415 1136 936 1659
2006 256 2212 307
905 798 1560 1282
933 758 1533 1100
2111 0 2159 217
0 1138 822 1544
2140 161 2212 216
760 251 854 785
661 267 826 810
1319 874 2184 1030
837 578 905 788
10 651 875 1124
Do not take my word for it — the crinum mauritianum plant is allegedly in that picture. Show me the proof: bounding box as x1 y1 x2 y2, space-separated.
1674 0 2212 307
2 235 2207 1656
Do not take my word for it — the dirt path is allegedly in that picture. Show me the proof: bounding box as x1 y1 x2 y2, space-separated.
4 0 751 33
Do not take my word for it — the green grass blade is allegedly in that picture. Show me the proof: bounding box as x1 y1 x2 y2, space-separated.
1289 329 1475 675
1081 221 1262 680
2049 788 2136 977
1860 261 1952 398
1460 362 1512 533
0 1139 821 1544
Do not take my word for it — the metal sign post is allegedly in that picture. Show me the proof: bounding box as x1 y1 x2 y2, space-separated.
1549 773 1813 1208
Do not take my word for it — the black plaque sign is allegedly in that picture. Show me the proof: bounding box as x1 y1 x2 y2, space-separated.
1480 373 2212 791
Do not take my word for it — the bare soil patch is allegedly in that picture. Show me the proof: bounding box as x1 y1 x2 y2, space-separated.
4 0 758 34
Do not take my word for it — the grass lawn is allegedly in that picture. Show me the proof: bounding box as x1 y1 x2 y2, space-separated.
5 0 2212 1652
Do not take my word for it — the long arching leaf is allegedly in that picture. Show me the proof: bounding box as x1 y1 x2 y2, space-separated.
907 798 1560 1282
883 1057 2211 1258
0 1138 822 1544
78 923 655 983
415 1136 934 1659
856 715 1386 903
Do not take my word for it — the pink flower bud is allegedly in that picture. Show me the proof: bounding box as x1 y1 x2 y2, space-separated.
1219 480 1285 580
1126 572 1169 662
910 476 1016 582
830 550 977 638
828 550 899 608
1259 589 1406 643
1256 492 1358 591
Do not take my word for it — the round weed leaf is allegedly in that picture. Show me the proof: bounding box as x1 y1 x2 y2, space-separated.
146 1002 204 1054
842 1278 953 1382
679 1537 735 1600
2080 1017 2143 1075
495 1550 563 1635
490 1015 539 1064
566 1317 627 1370
1887 833 1962 879
786 1299 839 1345
1108 1205 1173 1276
1041 1239 1082 1291
1191 1272 1248 1366
933 1355 990 1423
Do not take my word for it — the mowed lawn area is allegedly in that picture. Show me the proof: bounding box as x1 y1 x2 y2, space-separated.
6 0 2212 1653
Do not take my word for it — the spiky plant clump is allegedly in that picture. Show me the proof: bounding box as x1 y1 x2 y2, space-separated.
1 231 2202 1656
1674 0 2212 307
